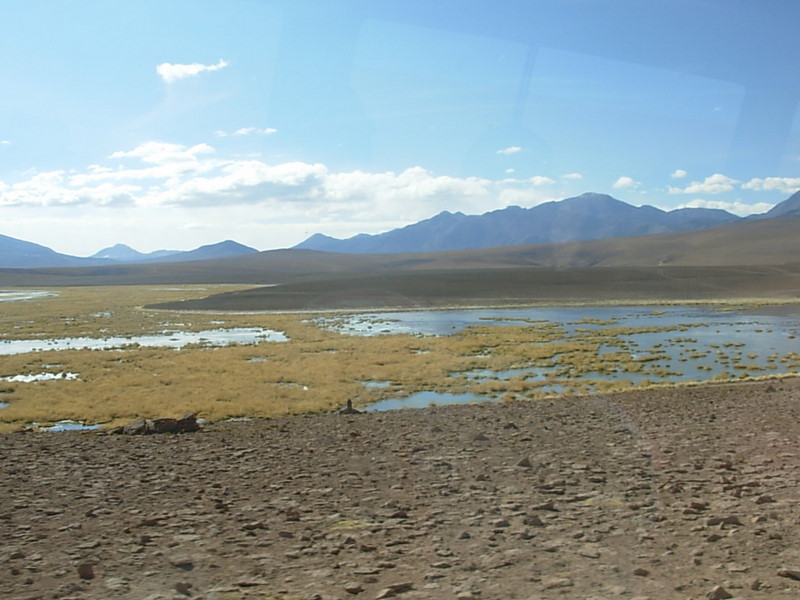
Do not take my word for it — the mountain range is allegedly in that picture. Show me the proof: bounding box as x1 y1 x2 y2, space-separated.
294 191 800 254
0 237 258 269
1 191 799 269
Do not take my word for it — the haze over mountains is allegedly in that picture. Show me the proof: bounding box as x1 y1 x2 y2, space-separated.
1 191 799 269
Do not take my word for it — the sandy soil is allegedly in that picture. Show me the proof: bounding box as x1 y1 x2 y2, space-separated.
2 378 800 600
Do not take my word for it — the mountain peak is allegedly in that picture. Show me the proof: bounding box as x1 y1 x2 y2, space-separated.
91 243 144 260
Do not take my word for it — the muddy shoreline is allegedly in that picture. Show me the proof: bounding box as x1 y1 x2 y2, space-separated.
2 378 800 599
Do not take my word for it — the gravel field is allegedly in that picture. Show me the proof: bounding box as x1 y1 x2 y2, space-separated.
2 378 800 600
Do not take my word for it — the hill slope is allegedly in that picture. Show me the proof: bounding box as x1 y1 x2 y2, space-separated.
0 234 93 269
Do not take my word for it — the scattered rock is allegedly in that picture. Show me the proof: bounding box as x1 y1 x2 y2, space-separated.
777 568 800 581
116 414 201 435
76 562 95 580
169 556 194 571
344 581 363 594
3 378 800 600
541 576 574 590
175 581 192 596
374 582 413 599
706 585 733 599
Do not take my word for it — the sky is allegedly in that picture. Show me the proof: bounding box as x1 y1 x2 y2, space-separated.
1 0 799 256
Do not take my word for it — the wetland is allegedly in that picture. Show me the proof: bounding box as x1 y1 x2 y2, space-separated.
0 285 798 431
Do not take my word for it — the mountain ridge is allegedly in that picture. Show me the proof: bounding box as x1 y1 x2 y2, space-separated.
293 192 743 254
0 236 258 269
2 191 798 269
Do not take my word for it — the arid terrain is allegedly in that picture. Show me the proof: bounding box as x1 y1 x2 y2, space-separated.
2 378 799 600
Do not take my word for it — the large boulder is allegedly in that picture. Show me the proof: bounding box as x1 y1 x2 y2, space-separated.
115 414 201 435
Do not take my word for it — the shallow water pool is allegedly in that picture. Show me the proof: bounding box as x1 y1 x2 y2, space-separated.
0 327 288 355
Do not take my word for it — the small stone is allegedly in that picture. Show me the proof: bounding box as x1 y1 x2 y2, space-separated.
754 494 775 504
777 568 800 580
175 582 192 596
541 576 573 590
523 514 544 526
633 567 650 577
374 582 413 599
170 556 194 571
706 516 742 527
706 585 733 600
77 562 95 580
491 518 510 528
344 581 363 594
516 457 532 468
105 577 130 591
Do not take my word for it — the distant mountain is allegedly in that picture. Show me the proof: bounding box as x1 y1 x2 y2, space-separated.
89 241 257 264
90 243 180 262
0 236 258 269
155 240 258 263
294 193 742 254
0 234 93 269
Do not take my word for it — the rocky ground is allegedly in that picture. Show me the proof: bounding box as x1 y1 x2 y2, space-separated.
2 378 799 600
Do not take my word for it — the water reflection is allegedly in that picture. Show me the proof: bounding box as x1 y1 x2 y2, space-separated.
364 391 487 411
0 290 57 302
0 327 288 355
36 420 102 432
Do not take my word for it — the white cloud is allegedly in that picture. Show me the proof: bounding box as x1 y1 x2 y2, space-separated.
496 146 522 155
669 173 738 195
671 169 687 179
505 168 515 174
0 140 10 145
612 176 639 189
215 127 277 137
561 173 583 180
156 59 229 83
677 198 773 216
0 140 583 248
742 177 800 194
110 141 215 165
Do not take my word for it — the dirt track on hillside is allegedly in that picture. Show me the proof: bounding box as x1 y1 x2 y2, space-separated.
2 378 800 600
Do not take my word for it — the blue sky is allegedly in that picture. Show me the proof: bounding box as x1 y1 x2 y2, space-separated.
1 0 799 255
